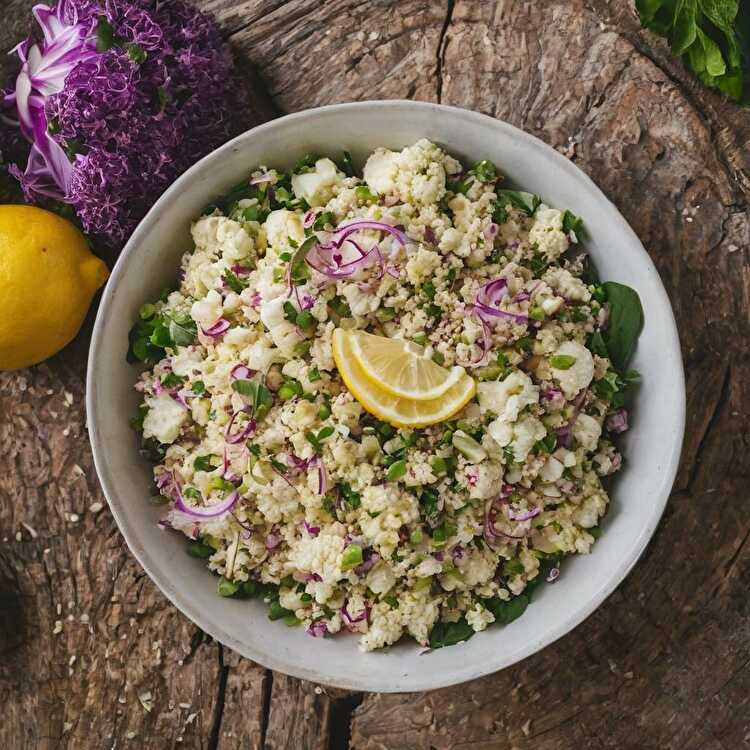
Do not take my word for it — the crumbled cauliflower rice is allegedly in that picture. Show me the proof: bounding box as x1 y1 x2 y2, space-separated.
130 140 634 651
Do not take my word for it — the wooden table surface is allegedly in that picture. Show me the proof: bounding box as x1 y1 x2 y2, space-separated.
2 2 749 748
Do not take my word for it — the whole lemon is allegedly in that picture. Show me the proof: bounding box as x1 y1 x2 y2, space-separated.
0 206 109 370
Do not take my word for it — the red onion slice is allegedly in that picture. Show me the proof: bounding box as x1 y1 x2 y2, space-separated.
310 456 329 495
483 222 499 241
303 521 320 537
507 506 542 522
230 364 256 380
201 318 230 338
225 410 256 444
333 219 407 247
606 409 629 434
174 486 239 519
307 621 329 638
353 552 380 576
341 600 368 625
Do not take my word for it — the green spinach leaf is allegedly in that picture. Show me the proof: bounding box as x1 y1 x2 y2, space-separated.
601 282 644 371
429 617 475 649
482 593 529 625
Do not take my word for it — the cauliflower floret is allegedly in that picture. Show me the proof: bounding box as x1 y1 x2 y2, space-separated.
399 588 440 645
142 394 187 444
439 227 462 253
191 216 253 262
242 338 278 372
341 283 381 316
543 267 591 302
477 371 539 422
291 158 344 207
259 297 302 355
488 414 546 462
254 261 285 303
466 460 504 500
573 413 602 452
190 289 223 326
461 547 497 587
572 492 607 529
264 209 305 250
551 340 595 398
539 455 565 482
366 563 396 594
529 205 569 261
170 347 203 377
358 486 419 557
466 603 495 633
406 247 441 286
218 218 254 262
363 149 398 194
363 139 446 205
286 531 346 588
359 601 403 651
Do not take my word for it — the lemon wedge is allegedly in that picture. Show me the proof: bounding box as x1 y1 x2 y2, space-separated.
332 329 476 428
348 329 466 401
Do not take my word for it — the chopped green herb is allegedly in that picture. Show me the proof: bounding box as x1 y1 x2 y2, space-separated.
386 460 407 482
293 153 319 174
193 455 214 472
430 456 448 475
268 601 294 620
549 354 577 370
313 211 335 231
217 576 240 597
341 544 363 571
354 185 378 202
503 559 525 577
471 159 498 183
187 541 214 559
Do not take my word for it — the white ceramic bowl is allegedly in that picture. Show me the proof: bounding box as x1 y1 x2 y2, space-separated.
87 101 685 692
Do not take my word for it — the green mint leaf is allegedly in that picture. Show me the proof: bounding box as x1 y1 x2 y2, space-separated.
496 189 541 216
223 268 247 294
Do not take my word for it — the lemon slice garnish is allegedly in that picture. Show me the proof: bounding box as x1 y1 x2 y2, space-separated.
332 329 476 428
348 329 467 401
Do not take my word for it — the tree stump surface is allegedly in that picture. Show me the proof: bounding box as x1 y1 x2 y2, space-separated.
1 2 748 748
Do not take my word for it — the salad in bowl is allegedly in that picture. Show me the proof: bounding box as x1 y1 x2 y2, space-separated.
127 138 643 652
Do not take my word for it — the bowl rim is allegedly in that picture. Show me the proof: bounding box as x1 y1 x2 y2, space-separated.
87 99 686 692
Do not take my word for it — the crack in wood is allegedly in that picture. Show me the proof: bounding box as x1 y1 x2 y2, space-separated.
723 525 750 580
208 645 230 750
327 692 364 750
435 0 454 103
685 362 732 493
260 668 274 748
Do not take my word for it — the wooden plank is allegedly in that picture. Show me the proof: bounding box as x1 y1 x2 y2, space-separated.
1 1 749 749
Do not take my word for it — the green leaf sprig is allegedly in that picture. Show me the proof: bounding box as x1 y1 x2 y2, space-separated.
636 0 750 103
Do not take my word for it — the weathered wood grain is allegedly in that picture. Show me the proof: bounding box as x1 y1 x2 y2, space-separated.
1 1 748 749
